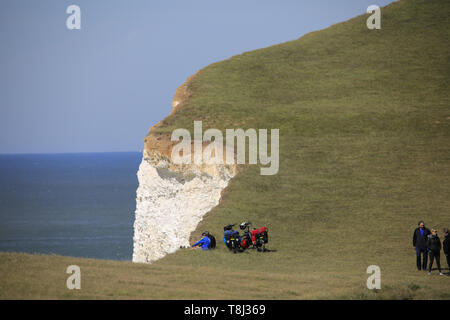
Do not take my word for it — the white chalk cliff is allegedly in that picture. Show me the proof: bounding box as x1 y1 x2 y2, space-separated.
132 73 237 263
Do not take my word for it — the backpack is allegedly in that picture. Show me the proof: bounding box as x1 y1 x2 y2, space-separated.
250 227 268 244
240 232 252 249
224 229 233 240
207 234 216 249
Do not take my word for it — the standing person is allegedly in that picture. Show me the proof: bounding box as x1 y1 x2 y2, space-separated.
443 228 450 270
427 229 443 276
412 221 431 271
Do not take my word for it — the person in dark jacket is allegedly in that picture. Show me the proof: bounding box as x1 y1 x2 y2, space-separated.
427 229 443 276
443 228 450 269
412 221 431 271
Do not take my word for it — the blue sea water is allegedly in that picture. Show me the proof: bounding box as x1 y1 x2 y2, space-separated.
0 152 141 260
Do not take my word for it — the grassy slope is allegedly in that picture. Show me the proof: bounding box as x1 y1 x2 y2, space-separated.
1 0 449 299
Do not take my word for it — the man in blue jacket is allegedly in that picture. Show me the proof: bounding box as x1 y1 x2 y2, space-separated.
191 232 211 250
413 220 431 271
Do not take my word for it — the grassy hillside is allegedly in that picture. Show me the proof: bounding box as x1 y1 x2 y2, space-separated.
1 0 449 299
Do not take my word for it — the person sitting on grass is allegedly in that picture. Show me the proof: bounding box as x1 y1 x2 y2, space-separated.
443 228 450 270
427 229 443 276
191 231 211 251
203 230 216 249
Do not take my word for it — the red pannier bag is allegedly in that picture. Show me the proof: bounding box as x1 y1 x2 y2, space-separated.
250 227 268 245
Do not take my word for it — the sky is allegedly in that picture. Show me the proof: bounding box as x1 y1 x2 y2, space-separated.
0 0 395 154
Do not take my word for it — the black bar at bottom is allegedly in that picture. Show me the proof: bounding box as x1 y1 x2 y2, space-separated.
1 300 446 318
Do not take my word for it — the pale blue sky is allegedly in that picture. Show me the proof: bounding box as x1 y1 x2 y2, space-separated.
0 0 395 153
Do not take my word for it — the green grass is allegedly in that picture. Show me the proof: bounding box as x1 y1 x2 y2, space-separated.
1 0 449 299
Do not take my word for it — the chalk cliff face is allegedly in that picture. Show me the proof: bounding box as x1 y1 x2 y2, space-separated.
132 74 237 263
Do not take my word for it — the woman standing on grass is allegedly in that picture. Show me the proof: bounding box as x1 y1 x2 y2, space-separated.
427 229 444 276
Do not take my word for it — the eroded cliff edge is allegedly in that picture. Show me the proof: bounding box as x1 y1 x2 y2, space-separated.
132 73 237 263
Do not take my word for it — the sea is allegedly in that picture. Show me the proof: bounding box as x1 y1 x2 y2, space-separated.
0 152 141 261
